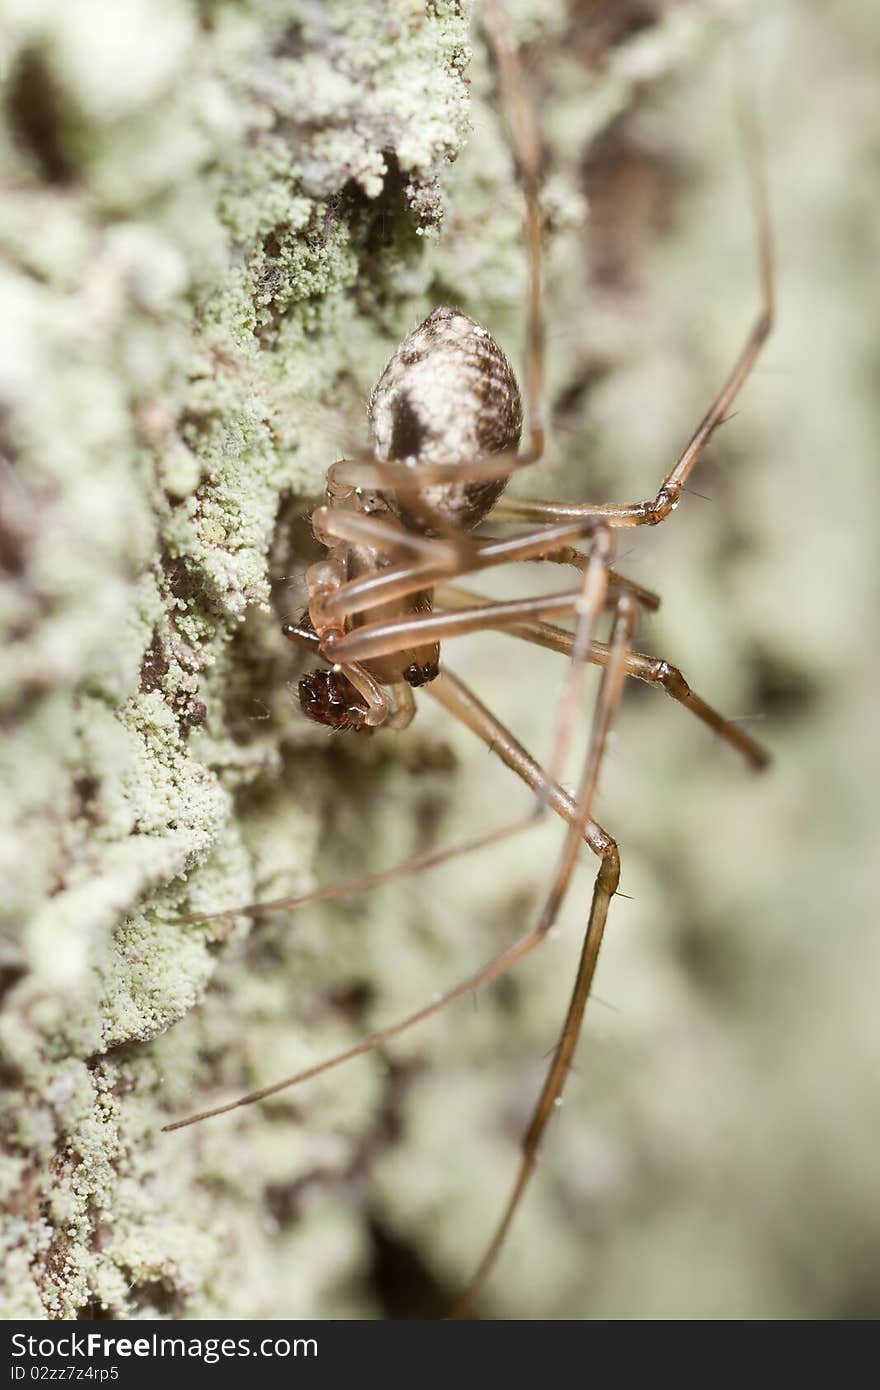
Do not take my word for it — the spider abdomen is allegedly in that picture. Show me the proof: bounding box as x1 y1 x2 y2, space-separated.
370 306 522 532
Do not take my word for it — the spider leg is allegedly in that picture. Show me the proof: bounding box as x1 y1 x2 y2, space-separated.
311 505 464 569
166 586 634 1311
309 507 661 622
330 0 549 531
328 521 618 802
179 815 538 931
335 660 390 728
483 0 546 462
175 663 607 935
518 550 662 613
323 587 592 663
163 665 617 1133
435 583 770 770
163 617 630 1179
491 113 774 529
322 456 529 553
337 447 528 496
316 517 608 628
320 511 618 672
450 591 637 1318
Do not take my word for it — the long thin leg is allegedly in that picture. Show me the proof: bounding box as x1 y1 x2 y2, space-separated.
323 585 587 663
168 624 634 1314
182 814 537 930
539 525 613 800
523 550 662 613
306 500 658 625
163 661 617 1128
435 583 770 770
478 106 774 528
179 667 612 933
324 455 519 511
301 511 650 782
334 659 390 728
163 665 618 1134
483 0 546 462
337 446 527 495
451 592 638 1317
316 518 605 629
428 525 617 811
326 127 771 518
311 505 463 569
306 0 549 545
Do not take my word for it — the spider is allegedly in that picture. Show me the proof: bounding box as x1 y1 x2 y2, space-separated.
164 0 774 1317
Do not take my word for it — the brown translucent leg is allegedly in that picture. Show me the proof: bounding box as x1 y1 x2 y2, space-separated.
435 583 770 771
398 524 616 810
346 446 528 495
450 592 638 1318
384 680 416 731
319 518 606 628
325 585 586 663
324 453 522 525
295 560 399 731
425 670 615 862
180 815 540 931
335 660 389 728
490 127 774 529
312 0 549 535
325 519 617 800
483 0 546 460
539 525 613 800
311 505 463 569
323 455 526 511
163 666 618 1134
339 136 771 517
522 550 661 614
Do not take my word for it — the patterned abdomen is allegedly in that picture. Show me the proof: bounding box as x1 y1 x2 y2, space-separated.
370 306 522 533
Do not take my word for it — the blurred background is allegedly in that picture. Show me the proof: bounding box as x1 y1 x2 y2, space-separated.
2 0 878 1320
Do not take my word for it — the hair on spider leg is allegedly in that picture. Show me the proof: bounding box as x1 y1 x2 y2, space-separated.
164 0 775 1320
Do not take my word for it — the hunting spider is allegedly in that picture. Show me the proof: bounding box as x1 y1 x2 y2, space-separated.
165 0 774 1317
